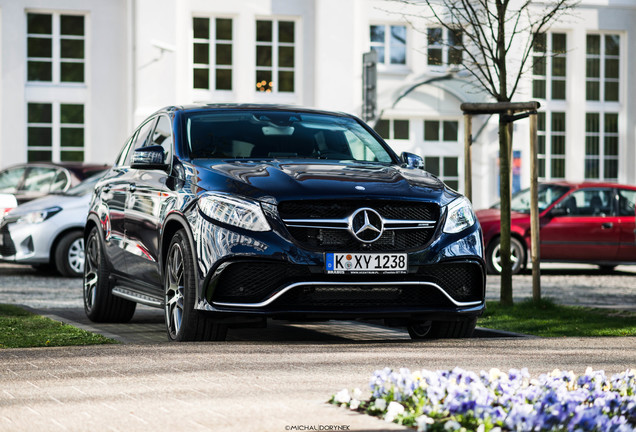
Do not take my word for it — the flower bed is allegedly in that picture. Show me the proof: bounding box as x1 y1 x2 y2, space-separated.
330 367 636 431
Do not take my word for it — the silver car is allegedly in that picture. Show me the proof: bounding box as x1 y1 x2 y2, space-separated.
0 176 100 277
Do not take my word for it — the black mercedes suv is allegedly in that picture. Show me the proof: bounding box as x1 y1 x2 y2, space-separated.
84 104 485 341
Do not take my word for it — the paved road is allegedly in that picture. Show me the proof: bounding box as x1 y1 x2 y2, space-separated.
1 263 635 431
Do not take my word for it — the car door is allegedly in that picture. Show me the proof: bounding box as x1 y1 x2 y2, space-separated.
540 187 621 261
616 188 636 262
125 114 174 289
99 118 155 275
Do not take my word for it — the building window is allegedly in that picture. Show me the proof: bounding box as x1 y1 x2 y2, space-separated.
27 12 85 83
537 112 566 180
532 33 566 100
427 28 462 66
370 25 406 66
193 17 233 91
374 119 409 140
424 156 459 190
423 120 460 190
27 102 84 162
585 112 618 180
256 19 295 93
586 34 620 102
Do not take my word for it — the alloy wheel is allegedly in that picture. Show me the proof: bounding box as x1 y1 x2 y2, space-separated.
68 238 85 274
491 242 521 274
83 234 99 311
165 243 185 339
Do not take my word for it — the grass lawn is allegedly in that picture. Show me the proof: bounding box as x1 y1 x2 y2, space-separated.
0 304 117 348
479 298 636 337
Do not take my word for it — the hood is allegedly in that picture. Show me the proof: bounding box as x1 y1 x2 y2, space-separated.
190 160 458 205
7 192 90 217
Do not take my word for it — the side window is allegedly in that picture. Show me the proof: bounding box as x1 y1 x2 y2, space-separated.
556 188 613 217
49 170 69 192
0 167 26 193
618 189 636 217
150 115 173 162
21 167 58 193
124 118 156 166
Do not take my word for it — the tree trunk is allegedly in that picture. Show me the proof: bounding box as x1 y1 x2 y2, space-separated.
499 113 513 306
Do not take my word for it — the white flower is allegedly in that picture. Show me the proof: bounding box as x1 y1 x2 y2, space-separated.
444 420 461 431
416 415 435 431
373 398 387 411
349 399 360 410
384 401 405 422
352 388 362 399
489 368 502 381
334 389 350 404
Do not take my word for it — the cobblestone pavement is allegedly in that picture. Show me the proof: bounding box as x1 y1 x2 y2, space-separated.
0 262 634 344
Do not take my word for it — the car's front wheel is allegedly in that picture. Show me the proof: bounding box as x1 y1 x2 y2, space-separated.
164 229 227 342
485 236 525 275
55 230 84 277
84 226 136 322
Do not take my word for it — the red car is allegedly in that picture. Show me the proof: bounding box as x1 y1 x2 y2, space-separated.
476 182 636 274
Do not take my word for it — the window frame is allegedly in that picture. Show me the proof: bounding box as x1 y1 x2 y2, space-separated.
531 32 567 101
426 27 463 68
255 18 297 95
369 23 408 68
585 33 621 103
26 102 86 163
536 111 566 181
26 11 86 85
421 119 462 191
192 16 234 94
584 112 619 181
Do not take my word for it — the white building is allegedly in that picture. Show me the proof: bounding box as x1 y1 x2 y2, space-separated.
1 0 634 208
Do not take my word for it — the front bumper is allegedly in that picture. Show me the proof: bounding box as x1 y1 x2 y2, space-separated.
190 214 486 320
0 219 52 264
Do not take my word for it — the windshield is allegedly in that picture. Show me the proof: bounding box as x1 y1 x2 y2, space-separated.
492 184 570 213
184 110 395 163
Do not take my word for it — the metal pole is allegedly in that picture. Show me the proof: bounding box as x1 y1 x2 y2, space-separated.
529 112 541 302
464 114 472 201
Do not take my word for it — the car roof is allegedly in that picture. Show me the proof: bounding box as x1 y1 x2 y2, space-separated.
154 103 355 119
544 181 636 191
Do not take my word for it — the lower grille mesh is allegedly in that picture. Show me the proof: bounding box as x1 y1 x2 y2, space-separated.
211 261 484 308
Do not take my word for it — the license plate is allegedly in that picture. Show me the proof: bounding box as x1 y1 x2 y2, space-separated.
325 252 407 274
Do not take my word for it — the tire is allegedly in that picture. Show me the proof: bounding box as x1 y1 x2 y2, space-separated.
486 236 525 275
599 265 617 274
164 229 227 342
55 231 85 278
408 317 477 340
83 226 136 322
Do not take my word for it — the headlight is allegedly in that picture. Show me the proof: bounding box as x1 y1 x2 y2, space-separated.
16 206 62 225
198 193 271 232
443 197 476 234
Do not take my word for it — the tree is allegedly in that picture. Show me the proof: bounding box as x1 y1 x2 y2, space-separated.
397 0 578 305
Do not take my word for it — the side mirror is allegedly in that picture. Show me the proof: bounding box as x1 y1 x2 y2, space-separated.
131 145 169 171
401 152 424 169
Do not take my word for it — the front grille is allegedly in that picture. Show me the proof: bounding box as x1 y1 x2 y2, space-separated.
210 261 483 308
0 224 16 256
278 200 440 252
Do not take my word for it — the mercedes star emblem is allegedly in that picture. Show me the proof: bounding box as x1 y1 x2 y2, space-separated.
349 208 384 243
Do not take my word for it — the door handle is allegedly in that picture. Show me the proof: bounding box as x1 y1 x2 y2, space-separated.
129 184 136 193
601 222 613 229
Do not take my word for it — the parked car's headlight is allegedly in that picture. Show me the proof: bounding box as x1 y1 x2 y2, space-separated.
16 206 62 225
198 193 271 232
443 197 476 234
